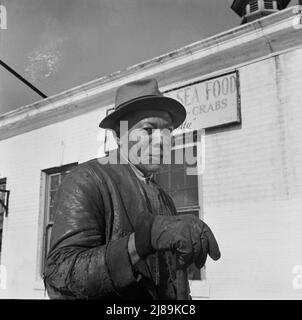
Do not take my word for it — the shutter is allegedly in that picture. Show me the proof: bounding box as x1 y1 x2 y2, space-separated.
264 0 274 9
250 0 259 13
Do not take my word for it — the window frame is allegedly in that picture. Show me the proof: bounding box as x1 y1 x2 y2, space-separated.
38 163 78 278
154 130 200 211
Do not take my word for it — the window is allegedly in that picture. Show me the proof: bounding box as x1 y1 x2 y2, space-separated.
0 178 7 264
155 149 199 209
154 131 199 209
154 131 202 280
41 163 77 274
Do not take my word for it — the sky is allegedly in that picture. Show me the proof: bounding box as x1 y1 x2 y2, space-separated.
0 0 299 115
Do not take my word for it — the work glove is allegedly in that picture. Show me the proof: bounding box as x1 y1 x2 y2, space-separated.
134 213 221 268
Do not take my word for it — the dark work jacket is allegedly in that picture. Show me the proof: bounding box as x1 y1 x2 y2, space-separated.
44 149 187 300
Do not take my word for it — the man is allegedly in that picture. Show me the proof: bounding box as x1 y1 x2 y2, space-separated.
44 78 221 300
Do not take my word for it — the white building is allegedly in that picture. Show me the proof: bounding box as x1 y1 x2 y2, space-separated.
0 5 302 299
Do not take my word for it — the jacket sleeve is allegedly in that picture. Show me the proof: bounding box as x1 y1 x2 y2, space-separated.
43 165 137 299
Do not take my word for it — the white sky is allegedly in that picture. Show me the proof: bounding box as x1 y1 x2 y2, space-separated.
0 0 298 114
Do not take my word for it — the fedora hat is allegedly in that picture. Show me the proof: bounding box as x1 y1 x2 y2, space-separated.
99 78 186 130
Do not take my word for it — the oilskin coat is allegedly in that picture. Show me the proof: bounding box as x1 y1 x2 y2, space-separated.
44 150 184 300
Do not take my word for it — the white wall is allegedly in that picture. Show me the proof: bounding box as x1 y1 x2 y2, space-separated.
204 48 302 299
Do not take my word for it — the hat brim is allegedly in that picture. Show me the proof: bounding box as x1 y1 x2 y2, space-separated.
99 95 186 130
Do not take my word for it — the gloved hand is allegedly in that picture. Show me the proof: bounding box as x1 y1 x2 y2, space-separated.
134 213 221 268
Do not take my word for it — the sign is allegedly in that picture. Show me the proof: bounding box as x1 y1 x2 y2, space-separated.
165 71 241 134
102 72 241 153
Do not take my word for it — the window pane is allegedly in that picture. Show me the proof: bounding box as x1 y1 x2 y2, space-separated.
184 188 199 207
155 144 199 209
50 174 60 190
171 161 184 172
49 206 54 222
186 172 198 188
50 190 57 207
61 170 71 182
171 170 184 190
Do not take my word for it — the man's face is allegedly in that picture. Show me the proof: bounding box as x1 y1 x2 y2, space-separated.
119 110 173 175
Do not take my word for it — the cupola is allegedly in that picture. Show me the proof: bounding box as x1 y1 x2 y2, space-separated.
231 0 291 24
